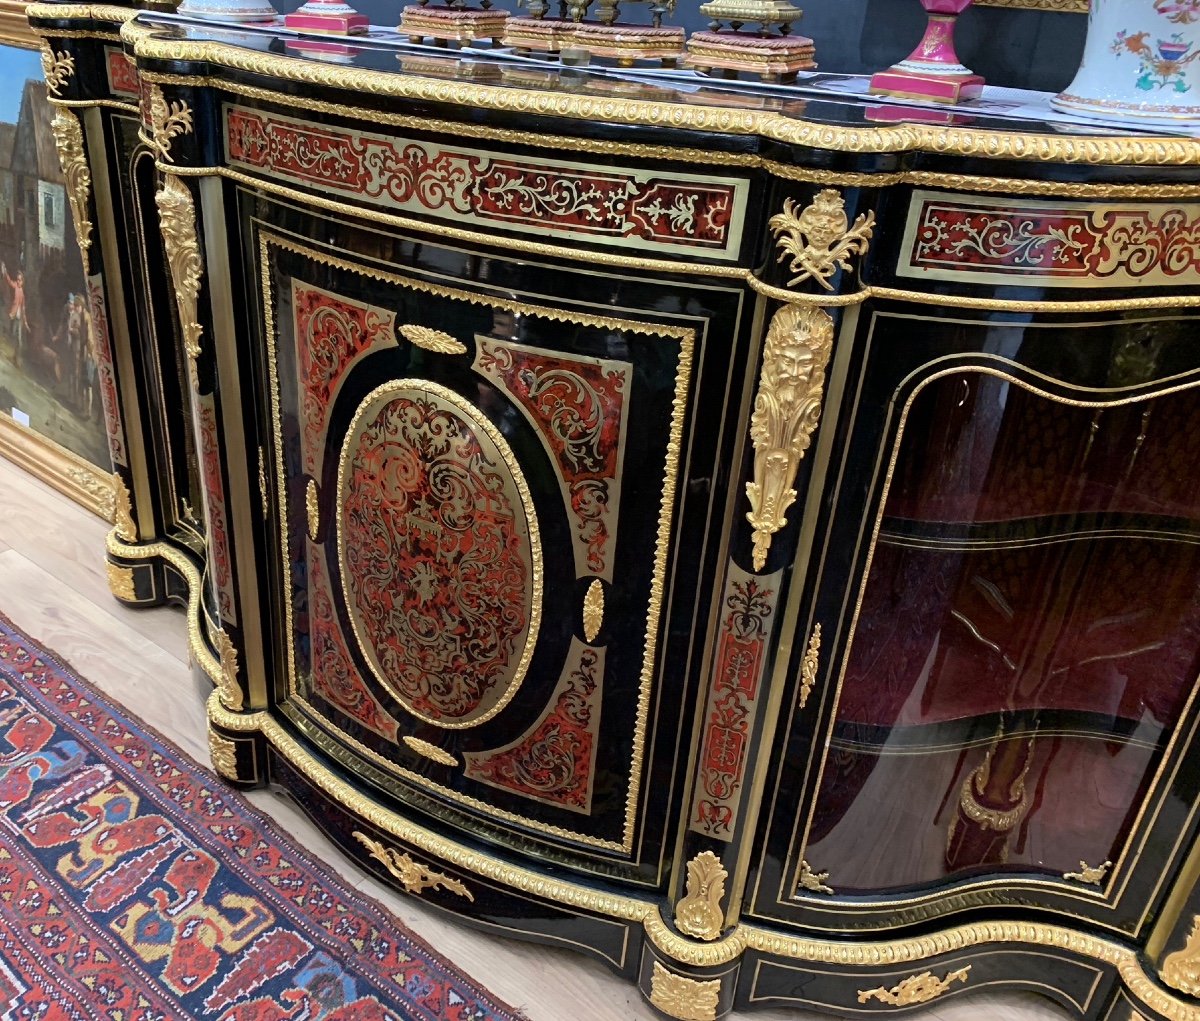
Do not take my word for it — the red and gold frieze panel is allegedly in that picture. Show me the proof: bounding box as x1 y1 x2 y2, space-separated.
899 190 1200 288
689 562 783 840
464 639 604 813
337 379 543 730
87 274 126 469
195 395 237 624
104 46 139 99
473 338 630 581
226 106 747 259
292 280 397 478
305 542 400 742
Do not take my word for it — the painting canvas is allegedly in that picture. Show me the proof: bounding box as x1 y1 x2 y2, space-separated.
0 43 108 470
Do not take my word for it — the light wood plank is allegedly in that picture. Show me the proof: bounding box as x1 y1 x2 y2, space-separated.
0 456 187 664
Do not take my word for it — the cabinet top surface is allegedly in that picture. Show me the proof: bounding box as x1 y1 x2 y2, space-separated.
28 4 1200 169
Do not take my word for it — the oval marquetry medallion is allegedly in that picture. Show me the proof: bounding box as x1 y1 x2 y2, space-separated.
337 379 542 728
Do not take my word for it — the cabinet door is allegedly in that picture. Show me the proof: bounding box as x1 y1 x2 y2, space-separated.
750 304 1200 935
245 192 752 886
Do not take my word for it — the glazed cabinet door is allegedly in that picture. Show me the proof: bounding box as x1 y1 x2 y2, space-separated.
748 300 1200 938
238 174 755 888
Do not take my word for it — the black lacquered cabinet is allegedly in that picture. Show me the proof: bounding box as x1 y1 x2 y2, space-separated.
30 5 1200 1019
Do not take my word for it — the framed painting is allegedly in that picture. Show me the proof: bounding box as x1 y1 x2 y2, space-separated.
0 4 115 521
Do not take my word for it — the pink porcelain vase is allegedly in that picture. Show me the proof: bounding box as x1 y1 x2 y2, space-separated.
869 0 985 104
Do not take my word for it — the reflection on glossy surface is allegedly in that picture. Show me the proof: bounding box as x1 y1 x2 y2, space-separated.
807 344 1200 893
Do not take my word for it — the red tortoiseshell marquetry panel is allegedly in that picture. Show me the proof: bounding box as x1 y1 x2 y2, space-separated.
306 544 400 742
464 641 603 813
196 396 236 624
226 106 745 258
690 563 783 840
292 281 397 477
474 338 629 580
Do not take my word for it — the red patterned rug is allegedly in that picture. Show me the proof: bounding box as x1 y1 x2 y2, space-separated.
0 613 527 1021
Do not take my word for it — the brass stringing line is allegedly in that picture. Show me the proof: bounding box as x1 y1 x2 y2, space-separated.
795 362 1200 909
139 73 1200 198
117 20 1200 167
45 97 139 114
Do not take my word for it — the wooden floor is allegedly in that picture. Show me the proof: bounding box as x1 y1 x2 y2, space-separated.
0 455 1072 1021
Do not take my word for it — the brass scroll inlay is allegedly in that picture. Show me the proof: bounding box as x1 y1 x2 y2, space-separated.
583 578 604 643
306 478 320 541
745 304 834 571
353 831 474 901
40 45 75 96
155 175 204 375
50 109 92 272
798 860 833 895
112 472 137 542
148 85 193 163
214 628 244 711
674 851 727 942
1161 915 1200 997
208 730 238 780
797 622 821 709
106 563 135 601
649 962 720 1021
858 966 971 1006
399 323 467 355
768 190 875 291
403 735 459 767
1064 859 1112 886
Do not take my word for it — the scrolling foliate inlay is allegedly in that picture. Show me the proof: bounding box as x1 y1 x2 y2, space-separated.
675 851 728 941
858 966 971 1006
649 963 720 1021
746 305 834 571
473 337 631 581
148 85 193 163
690 564 783 840
1161 916 1200 997
155 175 204 374
769 190 875 291
293 280 398 479
353 831 474 901
463 640 603 813
50 109 92 272
40 45 75 96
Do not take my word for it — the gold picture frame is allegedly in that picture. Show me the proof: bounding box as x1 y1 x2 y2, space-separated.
0 1 36 49
0 3 116 521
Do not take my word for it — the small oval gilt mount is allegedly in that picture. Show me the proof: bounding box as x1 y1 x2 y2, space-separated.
400 323 467 355
583 579 604 643
306 478 320 541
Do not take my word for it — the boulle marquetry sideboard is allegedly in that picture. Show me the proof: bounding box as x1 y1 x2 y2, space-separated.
27 5 1200 1018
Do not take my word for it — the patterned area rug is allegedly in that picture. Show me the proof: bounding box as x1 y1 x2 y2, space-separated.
0 613 526 1021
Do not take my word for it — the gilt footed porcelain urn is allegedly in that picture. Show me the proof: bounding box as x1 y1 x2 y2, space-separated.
1053 0 1200 124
